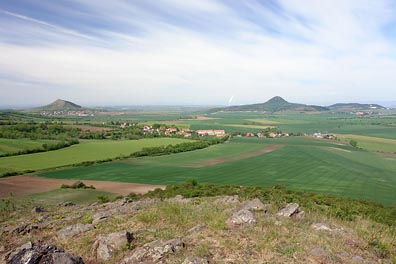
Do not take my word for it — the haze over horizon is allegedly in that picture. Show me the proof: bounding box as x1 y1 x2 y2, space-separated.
0 0 395 107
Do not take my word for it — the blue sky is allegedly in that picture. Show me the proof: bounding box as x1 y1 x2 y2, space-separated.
0 0 395 107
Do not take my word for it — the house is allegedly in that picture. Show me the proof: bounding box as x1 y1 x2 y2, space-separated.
245 132 255 137
143 125 152 134
281 132 289 137
268 132 277 138
313 132 323 139
196 130 226 137
257 133 265 138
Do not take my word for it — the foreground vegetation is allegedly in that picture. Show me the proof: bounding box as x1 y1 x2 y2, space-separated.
0 182 395 263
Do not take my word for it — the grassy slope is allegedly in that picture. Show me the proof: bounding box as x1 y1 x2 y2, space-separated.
0 138 189 173
39 137 396 205
0 138 57 155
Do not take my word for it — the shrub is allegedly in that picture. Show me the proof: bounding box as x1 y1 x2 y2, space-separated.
60 181 95 189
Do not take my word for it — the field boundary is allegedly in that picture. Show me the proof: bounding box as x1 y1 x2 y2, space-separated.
183 144 283 168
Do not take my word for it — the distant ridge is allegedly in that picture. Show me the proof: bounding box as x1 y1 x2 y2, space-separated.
211 96 328 113
328 103 386 111
37 99 82 111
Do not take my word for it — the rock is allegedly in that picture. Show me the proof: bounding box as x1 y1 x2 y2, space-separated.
295 210 305 218
226 209 256 226
13 223 39 235
58 201 76 207
6 243 84 264
0 245 5 252
92 231 134 261
57 223 94 240
19 242 32 251
311 223 332 232
122 237 184 263
310 247 326 257
92 211 111 225
186 224 206 235
239 199 269 212
182 256 209 264
214 195 240 205
31 207 44 213
276 203 300 217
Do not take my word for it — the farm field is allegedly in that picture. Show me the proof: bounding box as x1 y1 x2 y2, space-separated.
0 138 57 155
0 138 189 174
337 134 396 153
39 137 396 205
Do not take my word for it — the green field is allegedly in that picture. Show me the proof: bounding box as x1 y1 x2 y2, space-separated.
0 138 189 174
337 134 396 153
0 138 57 155
39 137 396 205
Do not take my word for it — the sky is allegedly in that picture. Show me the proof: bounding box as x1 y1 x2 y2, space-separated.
0 0 395 107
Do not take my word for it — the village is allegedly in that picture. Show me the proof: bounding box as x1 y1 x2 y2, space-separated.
117 122 297 139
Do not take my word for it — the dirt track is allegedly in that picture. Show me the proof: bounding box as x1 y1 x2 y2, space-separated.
0 175 165 198
184 144 283 168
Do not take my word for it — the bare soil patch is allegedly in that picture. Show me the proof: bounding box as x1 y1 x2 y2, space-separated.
184 145 283 168
327 147 352 153
0 175 164 198
180 116 220 121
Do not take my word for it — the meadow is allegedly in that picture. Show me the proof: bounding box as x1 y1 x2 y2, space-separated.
39 137 396 205
0 138 189 174
0 138 57 155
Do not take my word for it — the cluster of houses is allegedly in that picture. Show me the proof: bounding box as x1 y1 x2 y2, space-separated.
244 132 289 138
40 110 94 117
313 132 336 139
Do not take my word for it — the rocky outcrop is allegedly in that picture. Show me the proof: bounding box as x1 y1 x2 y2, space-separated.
226 209 256 226
92 231 133 261
238 198 269 212
6 243 84 264
214 195 240 205
276 203 303 217
57 223 94 240
122 237 184 264
311 223 333 232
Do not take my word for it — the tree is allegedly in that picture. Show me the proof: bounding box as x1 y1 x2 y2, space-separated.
349 140 358 148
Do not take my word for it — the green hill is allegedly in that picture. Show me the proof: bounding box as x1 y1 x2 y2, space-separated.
328 103 386 111
211 96 328 113
37 99 82 111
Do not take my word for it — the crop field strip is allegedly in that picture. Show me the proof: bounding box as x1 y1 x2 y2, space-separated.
38 137 396 205
0 138 189 174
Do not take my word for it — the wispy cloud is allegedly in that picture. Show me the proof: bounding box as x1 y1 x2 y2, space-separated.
0 0 395 106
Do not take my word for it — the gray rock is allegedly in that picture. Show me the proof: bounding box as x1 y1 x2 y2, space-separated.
58 201 76 207
239 199 269 212
226 209 256 226
92 231 134 261
310 247 326 257
57 223 94 240
311 223 332 232
122 237 184 263
214 195 240 205
276 203 300 217
182 256 209 264
92 211 111 225
186 224 206 235
13 223 39 235
6 243 84 264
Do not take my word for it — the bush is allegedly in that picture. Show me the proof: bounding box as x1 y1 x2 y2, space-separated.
97 195 110 203
60 181 95 189
349 139 358 147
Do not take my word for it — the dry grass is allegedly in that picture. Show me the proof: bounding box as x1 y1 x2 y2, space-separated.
1 196 395 264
